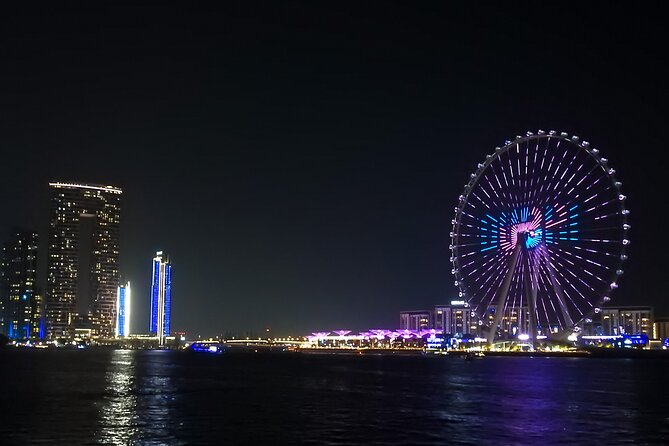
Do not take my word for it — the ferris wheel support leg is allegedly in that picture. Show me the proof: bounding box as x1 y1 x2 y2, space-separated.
522 250 539 350
487 241 522 345
543 247 574 329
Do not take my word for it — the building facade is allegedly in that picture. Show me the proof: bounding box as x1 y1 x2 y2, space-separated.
401 303 657 340
599 306 653 336
399 310 431 331
653 317 669 340
46 182 122 339
434 301 478 336
150 251 172 344
116 282 131 337
0 231 39 339
401 302 532 338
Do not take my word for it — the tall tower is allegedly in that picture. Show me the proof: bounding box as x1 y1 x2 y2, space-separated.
46 182 122 339
0 230 39 339
116 282 131 337
149 251 171 345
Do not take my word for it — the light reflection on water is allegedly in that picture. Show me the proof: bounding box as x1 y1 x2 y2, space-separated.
97 350 185 446
97 350 138 445
1 350 668 445
134 351 185 446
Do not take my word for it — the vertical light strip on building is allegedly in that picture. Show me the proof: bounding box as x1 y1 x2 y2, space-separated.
164 262 171 336
116 282 131 337
150 258 160 334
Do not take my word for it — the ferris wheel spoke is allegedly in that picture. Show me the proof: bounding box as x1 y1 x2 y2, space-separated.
536 267 563 330
540 247 575 327
491 161 512 208
463 253 507 282
470 255 509 297
486 241 522 343
548 253 598 299
550 243 613 271
543 250 592 302
476 180 506 211
544 159 594 207
547 153 578 198
479 269 507 311
539 260 586 321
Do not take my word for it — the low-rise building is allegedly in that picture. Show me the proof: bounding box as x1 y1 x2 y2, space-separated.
653 317 669 340
600 306 653 336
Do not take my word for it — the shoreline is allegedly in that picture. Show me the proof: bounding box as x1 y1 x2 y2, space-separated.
4 345 669 359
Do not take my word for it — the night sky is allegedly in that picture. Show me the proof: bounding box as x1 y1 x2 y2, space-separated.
1 2 667 337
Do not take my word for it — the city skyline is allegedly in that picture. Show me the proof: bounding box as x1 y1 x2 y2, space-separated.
1 2 668 337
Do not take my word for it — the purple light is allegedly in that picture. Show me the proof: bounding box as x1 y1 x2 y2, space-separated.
370 329 393 339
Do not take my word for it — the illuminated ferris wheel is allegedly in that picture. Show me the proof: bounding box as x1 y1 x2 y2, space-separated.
450 131 629 343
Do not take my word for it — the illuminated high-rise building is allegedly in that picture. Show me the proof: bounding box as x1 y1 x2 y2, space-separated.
116 282 131 337
149 251 172 344
1 230 39 339
46 182 122 339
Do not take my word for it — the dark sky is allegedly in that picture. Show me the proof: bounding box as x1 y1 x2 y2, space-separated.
1 1 667 337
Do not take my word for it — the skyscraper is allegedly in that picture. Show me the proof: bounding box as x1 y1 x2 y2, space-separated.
149 251 172 345
1 230 39 339
47 182 122 339
116 282 131 337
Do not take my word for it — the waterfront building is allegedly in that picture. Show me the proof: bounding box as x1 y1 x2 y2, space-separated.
403 302 658 340
653 317 669 340
433 305 448 333
46 182 122 339
149 251 172 345
600 306 653 336
399 310 431 331
406 302 533 338
433 302 526 337
115 282 131 337
434 301 479 336
0 231 39 339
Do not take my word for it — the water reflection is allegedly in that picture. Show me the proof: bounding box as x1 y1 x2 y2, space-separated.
97 350 184 445
98 350 138 445
134 351 184 446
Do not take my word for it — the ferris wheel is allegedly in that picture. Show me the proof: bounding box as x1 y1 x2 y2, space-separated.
450 131 629 343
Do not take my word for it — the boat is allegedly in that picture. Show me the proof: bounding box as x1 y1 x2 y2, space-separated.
464 351 485 361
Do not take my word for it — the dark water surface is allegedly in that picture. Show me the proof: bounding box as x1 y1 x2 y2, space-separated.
1 349 668 445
